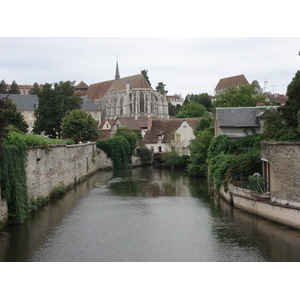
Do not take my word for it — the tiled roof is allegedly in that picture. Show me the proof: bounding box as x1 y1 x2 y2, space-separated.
75 81 89 90
215 106 275 127
114 117 141 131
86 80 114 102
107 74 151 93
215 74 249 91
142 118 200 144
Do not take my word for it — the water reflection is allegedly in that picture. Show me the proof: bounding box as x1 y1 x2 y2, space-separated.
1 166 300 261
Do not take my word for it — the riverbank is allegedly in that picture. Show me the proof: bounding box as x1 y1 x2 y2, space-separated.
219 183 300 229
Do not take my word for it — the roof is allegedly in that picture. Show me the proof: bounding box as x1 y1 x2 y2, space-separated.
114 117 141 131
75 81 89 90
1 94 38 110
215 106 275 127
143 118 200 144
86 80 114 102
215 74 249 91
80 96 100 111
107 74 151 93
98 119 115 129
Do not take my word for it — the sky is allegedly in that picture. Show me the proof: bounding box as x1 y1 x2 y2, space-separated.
1 37 299 98
1 1 300 99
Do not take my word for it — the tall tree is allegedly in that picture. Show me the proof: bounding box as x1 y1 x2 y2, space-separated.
4 98 28 133
33 81 82 139
0 80 7 94
156 82 167 95
141 69 151 86
8 80 20 94
213 84 264 109
30 82 40 95
61 109 98 143
176 101 206 118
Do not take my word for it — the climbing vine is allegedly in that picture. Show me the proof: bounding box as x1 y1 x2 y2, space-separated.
0 144 28 223
96 136 131 169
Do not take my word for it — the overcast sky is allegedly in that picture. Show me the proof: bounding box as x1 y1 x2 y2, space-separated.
1 2 300 98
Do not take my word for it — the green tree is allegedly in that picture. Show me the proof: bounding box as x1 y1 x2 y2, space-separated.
176 101 206 118
30 82 40 95
213 84 264 109
0 95 9 150
168 102 178 116
4 98 28 133
33 81 82 139
8 80 20 94
0 80 7 94
141 69 151 86
61 109 98 144
114 127 137 156
187 128 214 176
188 93 212 111
280 70 300 129
156 82 167 95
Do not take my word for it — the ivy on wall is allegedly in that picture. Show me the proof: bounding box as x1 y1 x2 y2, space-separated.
0 144 28 223
96 136 131 169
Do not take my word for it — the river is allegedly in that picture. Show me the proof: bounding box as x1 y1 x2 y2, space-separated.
1 166 300 262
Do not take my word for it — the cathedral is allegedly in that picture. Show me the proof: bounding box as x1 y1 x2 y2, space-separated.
81 62 169 120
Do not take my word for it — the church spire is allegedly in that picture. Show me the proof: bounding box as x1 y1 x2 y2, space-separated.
115 56 120 81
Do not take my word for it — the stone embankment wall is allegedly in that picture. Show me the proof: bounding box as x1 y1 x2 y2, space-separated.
0 143 113 225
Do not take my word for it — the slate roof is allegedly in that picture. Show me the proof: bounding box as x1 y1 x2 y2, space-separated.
215 74 249 91
80 96 100 111
1 94 38 110
215 106 274 127
143 118 200 144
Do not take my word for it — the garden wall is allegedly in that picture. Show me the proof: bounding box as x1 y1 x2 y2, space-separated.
0 143 113 225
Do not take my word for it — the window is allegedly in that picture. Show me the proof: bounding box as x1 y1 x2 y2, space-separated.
158 146 162 152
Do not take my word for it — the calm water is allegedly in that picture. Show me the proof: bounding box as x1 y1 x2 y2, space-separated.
1 166 300 262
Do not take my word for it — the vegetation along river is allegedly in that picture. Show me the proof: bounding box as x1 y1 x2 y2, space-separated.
1 166 300 262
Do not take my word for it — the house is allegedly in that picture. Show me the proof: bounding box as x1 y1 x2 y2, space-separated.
1 94 38 132
214 74 250 95
98 119 115 139
74 81 89 96
214 106 277 139
5 84 42 95
2 94 100 133
167 94 184 106
142 118 200 155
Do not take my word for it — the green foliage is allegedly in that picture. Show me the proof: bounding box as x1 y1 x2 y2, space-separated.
30 82 40 95
141 69 151 86
0 80 7 94
168 102 179 116
33 81 82 139
4 98 28 133
4 132 74 146
247 176 266 193
213 84 265 109
49 182 67 200
176 101 207 118
207 133 262 191
0 95 9 150
8 80 20 94
161 151 190 168
61 109 99 144
195 115 213 132
114 127 137 156
0 144 28 223
187 128 214 176
96 136 131 169
189 93 212 111
136 146 153 165
156 82 167 95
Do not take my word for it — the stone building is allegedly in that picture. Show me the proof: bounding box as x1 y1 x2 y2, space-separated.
87 62 169 120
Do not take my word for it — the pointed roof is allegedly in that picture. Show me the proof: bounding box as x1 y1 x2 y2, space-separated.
143 118 200 144
215 74 249 91
115 61 120 80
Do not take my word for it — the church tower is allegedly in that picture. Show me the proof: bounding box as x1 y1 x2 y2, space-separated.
115 60 120 81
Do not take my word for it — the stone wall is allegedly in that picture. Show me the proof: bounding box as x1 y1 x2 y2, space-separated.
261 141 300 207
0 143 113 224
25 143 113 200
